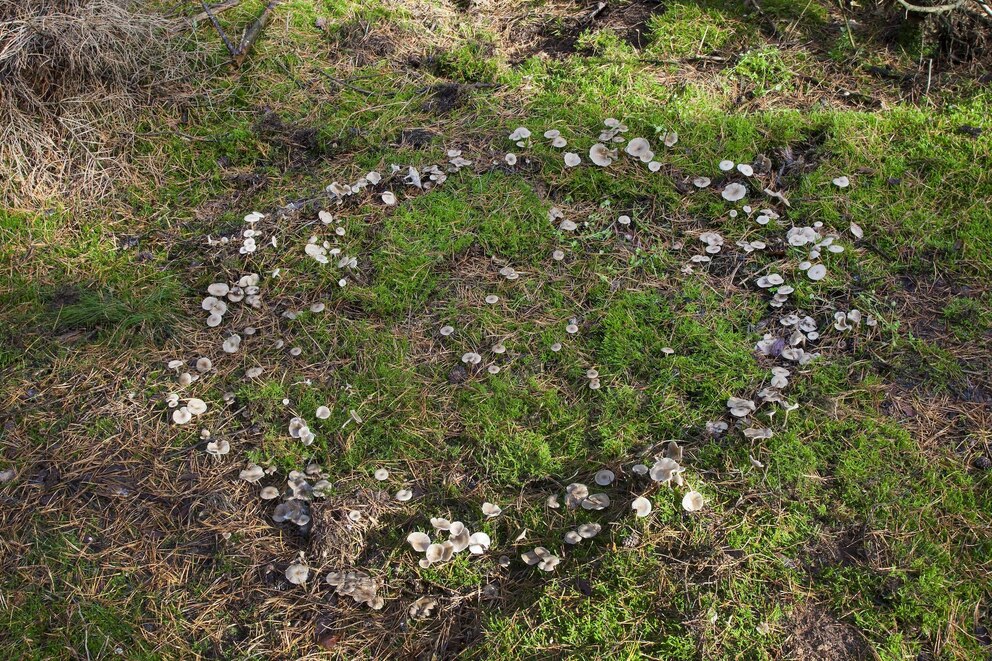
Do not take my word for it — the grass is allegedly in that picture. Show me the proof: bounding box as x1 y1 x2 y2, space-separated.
1 0 991 658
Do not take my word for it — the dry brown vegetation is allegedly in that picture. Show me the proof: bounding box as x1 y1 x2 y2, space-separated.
0 0 192 206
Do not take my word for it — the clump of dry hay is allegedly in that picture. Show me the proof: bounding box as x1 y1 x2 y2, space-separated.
0 0 191 206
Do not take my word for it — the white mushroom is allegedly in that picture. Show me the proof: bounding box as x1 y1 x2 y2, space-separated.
721 183 747 202
374 468 389 481
285 563 309 585
564 152 581 167
407 531 431 552
589 143 616 167
631 496 652 517
315 406 331 419
172 407 192 424
482 502 502 518
682 491 704 512
832 176 850 188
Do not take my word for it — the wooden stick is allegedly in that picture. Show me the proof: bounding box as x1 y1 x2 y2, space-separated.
233 0 280 67
191 0 240 25
197 0 238 58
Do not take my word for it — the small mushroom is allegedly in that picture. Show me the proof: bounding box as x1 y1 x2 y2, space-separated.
482 502 502 518
589 143 616 167
407 531 431 552
395 489 413 502
577 522 601 539
260 486 280 499
721 183 747 202
564 152 581 167
374 468 389 481
631 496 652 517
315 406 331 419
285 562 309 585
682 491 704 512
594 469 615 486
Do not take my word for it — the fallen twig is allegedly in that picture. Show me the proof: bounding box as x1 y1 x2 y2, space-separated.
894 0 967 13
234 0 280 67
198 0 237 58
191 0 240 25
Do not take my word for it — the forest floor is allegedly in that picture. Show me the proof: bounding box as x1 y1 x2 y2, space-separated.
1 0 991 658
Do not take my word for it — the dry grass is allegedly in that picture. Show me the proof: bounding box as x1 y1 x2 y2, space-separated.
0 0 193 207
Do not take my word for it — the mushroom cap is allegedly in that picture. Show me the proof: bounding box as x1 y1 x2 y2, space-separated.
577 522 601 538
186 398 207 415
718 159 734 171
285 563 309 585
582 493 610 510
594 469 615 486
407 531 431 552
564 530 582 544
589 143 615 167
807 264 827 281
631 496 652 517
682 490 704 512
260 486 280 499
425 543 445 563
431 517 451 531
207 283 230 297
395 489 413 502
721 183 747 202
315 406 331 419
693 176 711 188
832 175 850 188
564 152 581 167
172 407 192 424
374 468 389 481
482 502 502 518
625 137 651 157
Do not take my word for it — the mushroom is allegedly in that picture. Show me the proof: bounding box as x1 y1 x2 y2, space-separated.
581 493 610 510
624 138 653 163
663 131 678 147
736 163 754 176
374 468 389 481
807 264 827 281
222 334 241 354
727 397 756 417
485 294 500 304
482 502 502 518
407 531 431 552
172 407 192 424
589 143 616 167
719 160 734 171
693 176 711 188
577 522 601 539
207 283 230 297
239 463 264 483
564 152 581 167
395 489 413 502
832 176 850 188
260 486 280 499
186 398 207 415
285 562 309 585
508 127 531 142
682 491 704 512
721 183 747 202
409 596 438 620
631 496 652 517
468 532 491 554
381 191 397 206
564 530 582 544
440 325 455 337
195 357 212 373
594 469 615 486
205 439 229 456
505 153 518 166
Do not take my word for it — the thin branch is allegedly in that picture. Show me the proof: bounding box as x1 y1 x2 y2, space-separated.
233 0 280 67
894 0 967 14
197 0 237 57
191 0 241 25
